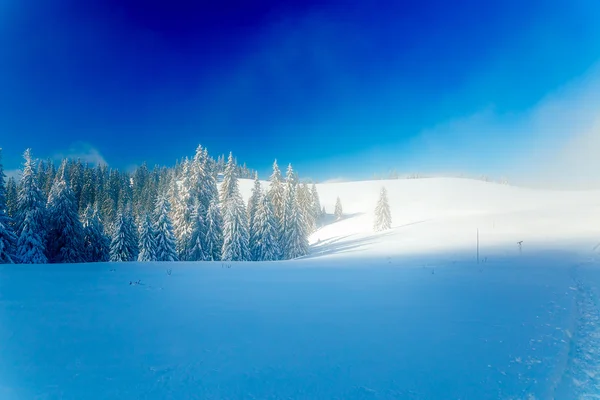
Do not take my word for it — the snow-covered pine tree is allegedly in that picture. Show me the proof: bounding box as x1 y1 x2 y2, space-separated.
154 194 178 262
187 199 208 261
283 188 309 259
46 161 86 263
0 148 17 263
297 183 315 234
374 186 392 232
82 206 110 262
198 147 219 210
311 183 322 228
16 149 47 264
219 152 239 203
138 213 157 262
247 172 262 250
252 193 281 261
221 197 251 261
220 156 250 261
79 166 96 214
205 199 223 261
280 164 298 249
267 160 285 229
334 197 343 220
6 176 17 219
109 209 138 262
172 159 194 259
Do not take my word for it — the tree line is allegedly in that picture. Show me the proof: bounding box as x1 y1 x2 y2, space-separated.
0 146 324 264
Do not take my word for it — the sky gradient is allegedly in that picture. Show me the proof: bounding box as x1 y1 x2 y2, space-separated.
2 0 600 186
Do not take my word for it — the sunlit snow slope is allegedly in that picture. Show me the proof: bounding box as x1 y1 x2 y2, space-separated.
1 178 600 399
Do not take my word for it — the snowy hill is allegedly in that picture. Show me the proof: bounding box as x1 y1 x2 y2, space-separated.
2 178 600 399
241 177 600 257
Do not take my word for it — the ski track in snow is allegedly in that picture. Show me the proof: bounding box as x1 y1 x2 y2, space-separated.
552 259 600 399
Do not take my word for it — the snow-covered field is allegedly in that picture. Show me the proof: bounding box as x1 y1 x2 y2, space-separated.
2 178 600 399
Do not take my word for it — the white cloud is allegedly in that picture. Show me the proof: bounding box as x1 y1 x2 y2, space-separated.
52 142 108 166
4 169 20 180
401 62 600 190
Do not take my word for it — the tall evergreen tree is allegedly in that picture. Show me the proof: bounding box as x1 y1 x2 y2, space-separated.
173 159 194 259
69 159 84 211
205 199 223 261
42 160 56 199
6 176 17 219
280 164 298 244
154 195 178 262
334 197 343 220
311 184 322 228
16 149 47 264
138 213 157 262
252 194 280 261
297 183 315 234
268 160 285 228
247 173 262 248
187 200 208 261
197 147 219 213
79 166 96 214
82 206 110 262
219 152 239 203
46 162 86 263
0 149 17 263
374 187 392 232
221 198 250 261
282 182 309 259
220 157 250 261
109 209 138 262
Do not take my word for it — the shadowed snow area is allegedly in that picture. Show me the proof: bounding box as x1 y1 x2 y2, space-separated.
2 178 600 399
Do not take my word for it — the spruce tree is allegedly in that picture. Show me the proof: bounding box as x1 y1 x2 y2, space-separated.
205 199 223 261
252 194 281 261
154 195 178 262
109 210 138 262
173 160 193 259
280 164 298 248
16 149 47 264
0 149 17 263
6 176 17 219
138 213 157 262
187 200 207 261
79 166 96 214
267 160 285 228
219 152 239 203
374 186 392 232
334 197 343 220
82 206 110 262
46 161 85 263
298 183 315 234
199 147 219 212
283 183 309 259
220 157 250 261
221 198 250 261
311 184 322 228
191 145 208 204
247 173 262 249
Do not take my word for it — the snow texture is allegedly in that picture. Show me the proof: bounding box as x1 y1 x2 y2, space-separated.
2 177 600 399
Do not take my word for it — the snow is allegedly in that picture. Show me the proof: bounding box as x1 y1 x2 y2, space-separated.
2 177 600 399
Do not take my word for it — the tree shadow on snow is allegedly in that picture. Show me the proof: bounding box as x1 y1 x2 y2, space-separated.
318 212 364 228
307 230 399 258
307 220 431 259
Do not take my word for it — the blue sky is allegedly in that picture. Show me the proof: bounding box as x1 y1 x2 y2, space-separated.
2 0 600 186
